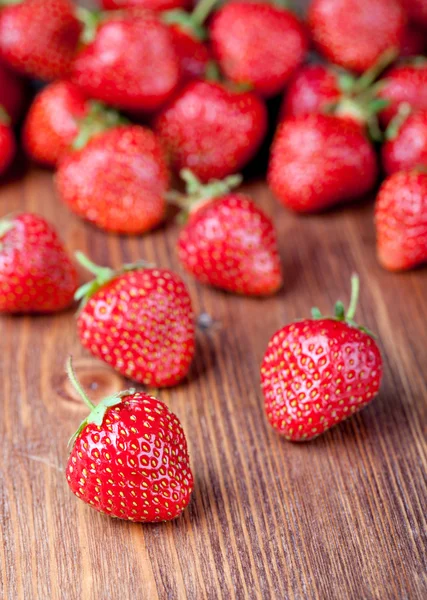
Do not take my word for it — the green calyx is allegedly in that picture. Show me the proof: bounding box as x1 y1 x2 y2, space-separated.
72 101 128 151
0 0 24 6
76 7 104 45
385 102 412 141
66 357 136 449
0 105 11 125
311 274 376 338
162 9 207 41
166 169 243 222
74 251 153 308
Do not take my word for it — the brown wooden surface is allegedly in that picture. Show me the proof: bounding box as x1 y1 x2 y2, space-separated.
1 167 427 600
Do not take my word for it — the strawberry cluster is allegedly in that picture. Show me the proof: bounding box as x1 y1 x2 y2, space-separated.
0 0 425 522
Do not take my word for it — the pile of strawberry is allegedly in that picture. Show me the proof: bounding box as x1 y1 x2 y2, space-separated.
0 0 425 523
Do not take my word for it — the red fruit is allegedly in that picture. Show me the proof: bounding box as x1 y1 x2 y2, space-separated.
174 170 283 296
0 0 81 81
401 0 427 27
309 0 406 73
268 114 377 213
376 170 427 271
382 109 427 175
56 124 169 234
261 275 383 441
378 61 427 126
101 0 191 10
210 1 308 98
399 24 425 58
168 25 210 84
154 80 267 182
23 81 88 168
0 62 24 124
65 359 193 522
75 254 195 387
0 213 78 313
0 109 15 176
71 11 179 112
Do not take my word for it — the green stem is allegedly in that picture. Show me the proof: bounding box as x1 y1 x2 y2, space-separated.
0 106 10 125
66 357 95 411
75 251 114 279
346 274 360 321
353 48 398 94
191 0 219 26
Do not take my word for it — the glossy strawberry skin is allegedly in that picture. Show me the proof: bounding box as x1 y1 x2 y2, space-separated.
308 0 406 73
210 2 308 98
0 213 78 313
71 13 179 112
0 62 24 124
0 0 81 81
261 319 383 441
101 0 191 10
66 393 194 522
154 81 267 182
23 81 88 168
378 62 427 126
0 122 15 176
77 268 195 387
268 114 377 213
375 170 427 271
382 110 427 175
178 193 283 296
169 25 210 85
280 64 340 121
56 125 169 234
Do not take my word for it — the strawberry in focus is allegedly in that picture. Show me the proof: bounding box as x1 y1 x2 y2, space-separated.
308 0 405 73
0 0 81 81
210 1 308 98
154 80 267 182
0 213 78 313
23 81 88 167
0 107 15 176
375 169 427 271
382 108 427 175
75 253 195 387
268 114 377 213
65 358 193 522
0 62 24 124
172 169 283 296
56 122 169 234
261 275 382 441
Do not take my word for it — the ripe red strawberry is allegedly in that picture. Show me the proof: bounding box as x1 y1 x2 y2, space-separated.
261 275 383 441
154 80 267 182
210 1 308 98
75 253 195 387
65 359 193 522
0 213 78 313
375 169 427 271
401 0 427 27
71 10 179 112
382 108 427 175
23 81 88 168
168 24 210 84
377 60 427 126
56 124 169 234
101 0 191 10
268 114 377 213
308 0 406 73
0 108 15 176
0 0 81 81
173 169 283 296
0 62 24 124
399 25 425 58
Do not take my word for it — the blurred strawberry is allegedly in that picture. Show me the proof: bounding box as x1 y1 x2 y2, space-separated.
0 107 15 176
400 0 427 27
378 59 427 126
0 62 24 124
382 108 427 175
210 1 308 98
0 0 81 81
167 24 210 84
154 80 267 182
309 0 405 73
399 24 425 58
101 0 191 10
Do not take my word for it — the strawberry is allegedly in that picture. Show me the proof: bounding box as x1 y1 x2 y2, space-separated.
0 213 78 313
268 114 377 213
401 0 427 27
377 60 427 126
154 80 267 182
209 1 308 98
71 9 179 112
375 169 427 271
23 81 88 168
74 253 195 387
0 107 15 176
261 275 383 441
382 108 427 175
172 169 283 296
0 0 81 81
308 0 406 73
167 24 210 85
56 122 169 234
65 358 193 522
101 0 191 10
0 61 24 124
399 24 425 58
